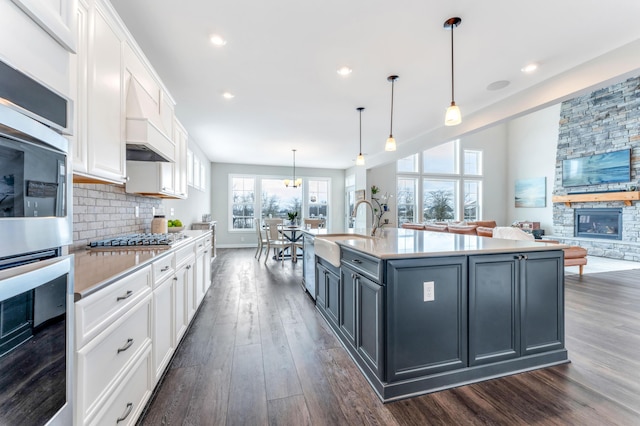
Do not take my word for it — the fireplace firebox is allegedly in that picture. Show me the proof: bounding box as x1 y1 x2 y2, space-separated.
574 208 622 240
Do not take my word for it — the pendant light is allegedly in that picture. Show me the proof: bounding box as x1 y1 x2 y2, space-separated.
444 17 462 126
385 75 399 151
284 149 302 187
356 107 365 166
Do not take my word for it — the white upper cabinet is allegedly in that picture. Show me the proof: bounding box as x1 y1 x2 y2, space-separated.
73 0 126 184
73 0 183 186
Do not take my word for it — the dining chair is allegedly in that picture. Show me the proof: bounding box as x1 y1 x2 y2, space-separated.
254 218 268 261
303 218 323 229
264 218 289 264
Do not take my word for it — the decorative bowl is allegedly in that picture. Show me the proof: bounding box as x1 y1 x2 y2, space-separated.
168 226 185 233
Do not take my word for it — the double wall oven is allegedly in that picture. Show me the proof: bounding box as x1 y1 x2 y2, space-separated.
0 60 73 425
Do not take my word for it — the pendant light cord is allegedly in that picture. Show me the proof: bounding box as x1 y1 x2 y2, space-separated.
359 109 363 153
450 24 455 103
389 79 395 136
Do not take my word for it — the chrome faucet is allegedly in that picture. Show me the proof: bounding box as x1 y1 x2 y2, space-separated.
352 199 378 236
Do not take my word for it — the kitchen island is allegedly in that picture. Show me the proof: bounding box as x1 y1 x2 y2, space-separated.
308 227 569 402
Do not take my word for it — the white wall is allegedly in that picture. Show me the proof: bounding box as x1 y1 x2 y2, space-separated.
211 163 345 247
506 104 561 231
162 140 211 228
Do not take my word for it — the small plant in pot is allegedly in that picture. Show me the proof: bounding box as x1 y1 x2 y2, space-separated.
287 211 298 225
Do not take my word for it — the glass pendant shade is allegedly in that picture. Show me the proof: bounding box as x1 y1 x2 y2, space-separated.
356 153 365 166
385 136 396 151
445 102 462 126
283 178 291 187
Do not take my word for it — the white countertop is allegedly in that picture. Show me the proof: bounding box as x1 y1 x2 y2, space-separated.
311 227 566 259
73 230 210 299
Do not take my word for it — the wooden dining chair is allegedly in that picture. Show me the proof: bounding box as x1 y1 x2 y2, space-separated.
264 218 289 264
303 218 323 229
254 218 268 261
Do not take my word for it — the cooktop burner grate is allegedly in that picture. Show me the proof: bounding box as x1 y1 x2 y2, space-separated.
88 233 187 249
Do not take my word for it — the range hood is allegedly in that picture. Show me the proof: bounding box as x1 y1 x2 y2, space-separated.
125 77 175 162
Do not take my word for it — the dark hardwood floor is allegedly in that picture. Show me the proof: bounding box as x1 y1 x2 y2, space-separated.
139 248 640 425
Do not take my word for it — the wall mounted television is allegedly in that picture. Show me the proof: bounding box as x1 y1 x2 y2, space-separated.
562 149 631 187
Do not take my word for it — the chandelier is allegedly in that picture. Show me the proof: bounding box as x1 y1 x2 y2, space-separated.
284 149 302 188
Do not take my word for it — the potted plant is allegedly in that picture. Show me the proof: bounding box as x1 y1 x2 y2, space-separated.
287 211 298 225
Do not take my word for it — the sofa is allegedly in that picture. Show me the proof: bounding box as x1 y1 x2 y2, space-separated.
401 221 588 275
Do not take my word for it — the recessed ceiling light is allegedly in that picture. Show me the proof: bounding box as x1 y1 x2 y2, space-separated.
521 63 538 73
222 92 234 99
486 80 510 91
337 66 352 76
210 34 227 46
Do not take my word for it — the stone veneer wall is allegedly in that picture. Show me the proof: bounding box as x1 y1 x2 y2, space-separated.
72 183 161 250
553 76 640 260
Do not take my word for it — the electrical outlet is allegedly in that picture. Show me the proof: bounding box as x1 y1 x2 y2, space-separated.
134 206 139 218
423 281 435 302
152 207 156 216
170 208 174 216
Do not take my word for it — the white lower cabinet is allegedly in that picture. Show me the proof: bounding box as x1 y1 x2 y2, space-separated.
75 233 213 425
75 269 152 425
90 344 152 426
152 272 174 383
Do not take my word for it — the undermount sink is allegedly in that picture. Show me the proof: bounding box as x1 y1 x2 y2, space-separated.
314 234 373 267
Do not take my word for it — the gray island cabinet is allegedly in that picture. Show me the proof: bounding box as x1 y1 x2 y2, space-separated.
311 228 569 402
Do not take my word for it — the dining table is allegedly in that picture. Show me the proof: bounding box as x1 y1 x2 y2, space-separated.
277 224 304 261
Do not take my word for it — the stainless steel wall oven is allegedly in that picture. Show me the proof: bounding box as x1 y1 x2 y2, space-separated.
0 59 73 425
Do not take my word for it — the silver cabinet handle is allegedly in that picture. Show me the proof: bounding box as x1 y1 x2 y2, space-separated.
116 290 133 301
116 402 133 423
160 266 170 272
352 259 362 264
173 277 178 281
117 338 134 354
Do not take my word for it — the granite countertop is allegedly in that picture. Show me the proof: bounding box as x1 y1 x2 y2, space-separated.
73 230 210 300
311 227 567 259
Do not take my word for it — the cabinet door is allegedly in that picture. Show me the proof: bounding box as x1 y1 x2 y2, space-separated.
339 268 356 349
468 254 520 366
152 276 174 383
325 268 340 328
520 251 564 355
86 5 125 183
386 257 467 381
173 265 189 344
357 275 384 380
315 263 327 312
186 258 196 323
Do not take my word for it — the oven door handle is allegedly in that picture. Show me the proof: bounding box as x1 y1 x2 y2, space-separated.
0 255 72 300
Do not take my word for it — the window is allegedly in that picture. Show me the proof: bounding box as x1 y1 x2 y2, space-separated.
397 153 419 173
229 174 331 231
261 178 302 219
397 177 417 224
397 141 483 223
230 176 255 229
423 179 457 221
423 140 457 174
345 174 355 228
307 179 328 221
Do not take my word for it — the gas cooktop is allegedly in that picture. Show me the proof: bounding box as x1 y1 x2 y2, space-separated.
88 233 188 250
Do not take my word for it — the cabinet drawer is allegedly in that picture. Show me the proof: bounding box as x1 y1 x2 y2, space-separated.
341 248 383 282
87 344 152 426
152 253 175 285
175 242 195 268
194 236 208 254
76 266 152 346
77 296 151 421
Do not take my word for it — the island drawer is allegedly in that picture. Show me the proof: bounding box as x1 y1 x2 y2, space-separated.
152 253 175 285
341 248 383 283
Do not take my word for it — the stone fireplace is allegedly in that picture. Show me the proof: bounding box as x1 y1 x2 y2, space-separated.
551 75 640 261
574 208 622 240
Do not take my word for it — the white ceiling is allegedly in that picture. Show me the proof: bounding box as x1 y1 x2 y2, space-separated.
109 0 640 170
